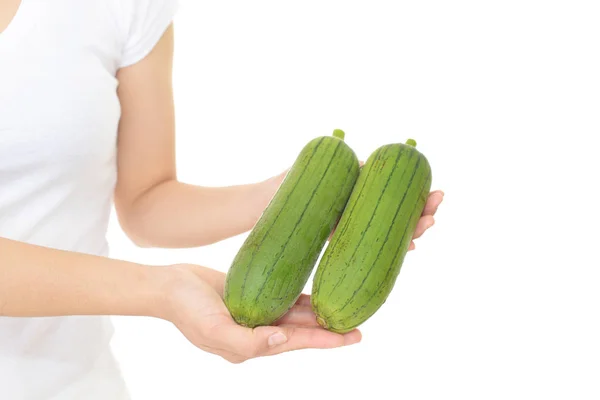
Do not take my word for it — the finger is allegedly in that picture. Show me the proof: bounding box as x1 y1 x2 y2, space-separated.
209 320 272 358
328 217 341 241
412 215 435 240
277 323 328 329
295 294 312 306
211 321 310 359
211 318 361 359
408 241 416 251
261 326 362 357
423 191 444 216
275 305 320 327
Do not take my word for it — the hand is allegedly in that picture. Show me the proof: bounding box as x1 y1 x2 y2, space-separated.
160 264 361 364
328 188 444 247
270 166 444 250
408 190 444 251
355 161 444 251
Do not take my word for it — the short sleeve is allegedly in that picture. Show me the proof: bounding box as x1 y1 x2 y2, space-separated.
118 0 179 68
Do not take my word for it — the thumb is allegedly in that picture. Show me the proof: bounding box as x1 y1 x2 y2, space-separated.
212 323 288 359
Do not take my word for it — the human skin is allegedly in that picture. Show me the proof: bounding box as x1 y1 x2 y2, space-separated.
0 16 444 362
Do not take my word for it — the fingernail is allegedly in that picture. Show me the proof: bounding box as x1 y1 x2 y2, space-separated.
268 332 288 347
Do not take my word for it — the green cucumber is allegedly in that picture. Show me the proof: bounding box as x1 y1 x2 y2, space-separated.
311 139 432 333
224 130 360 328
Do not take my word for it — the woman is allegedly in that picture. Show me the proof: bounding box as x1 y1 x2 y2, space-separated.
0 0 444 398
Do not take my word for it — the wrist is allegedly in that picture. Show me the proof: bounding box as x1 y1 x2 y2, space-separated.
144 264 203 323
132 264 173 320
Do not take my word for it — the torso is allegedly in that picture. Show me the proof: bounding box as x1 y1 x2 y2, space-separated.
0 1 124 397
0 1 176 397
0 0 121 253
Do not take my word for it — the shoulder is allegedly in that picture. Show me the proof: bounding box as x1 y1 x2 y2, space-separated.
109 0 179 68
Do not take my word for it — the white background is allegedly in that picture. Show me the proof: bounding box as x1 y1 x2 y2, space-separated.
108 1 600 399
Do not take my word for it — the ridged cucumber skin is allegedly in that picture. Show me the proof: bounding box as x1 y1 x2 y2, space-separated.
311 141 432 333
224 133 360 328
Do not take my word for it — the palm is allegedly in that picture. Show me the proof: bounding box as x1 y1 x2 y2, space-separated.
167 265 356 363
172 265 320 327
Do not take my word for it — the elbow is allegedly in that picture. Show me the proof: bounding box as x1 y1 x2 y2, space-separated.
115 204 160 248
119 216 157 248
127 233 155 249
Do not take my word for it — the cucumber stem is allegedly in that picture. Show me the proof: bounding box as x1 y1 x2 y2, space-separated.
406 138 417 147
332 129 345 140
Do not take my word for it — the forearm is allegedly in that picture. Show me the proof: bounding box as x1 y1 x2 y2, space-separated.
121 174 284 248
0 237 165 318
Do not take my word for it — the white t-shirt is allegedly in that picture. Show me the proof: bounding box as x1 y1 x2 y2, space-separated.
0 0 178 398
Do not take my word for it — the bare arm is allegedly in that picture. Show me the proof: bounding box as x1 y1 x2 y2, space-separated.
113 25 442 250
0 22 441 362
114 25 281 248
0 237 164 318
